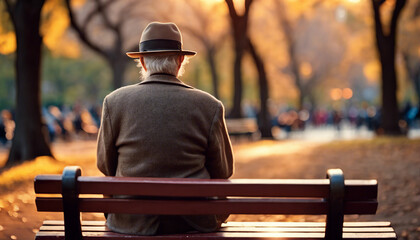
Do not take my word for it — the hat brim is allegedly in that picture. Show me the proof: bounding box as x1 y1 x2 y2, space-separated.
126 50 196 58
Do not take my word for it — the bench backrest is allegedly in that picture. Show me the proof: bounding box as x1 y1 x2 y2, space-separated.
226 118 258 134
34 166 378 240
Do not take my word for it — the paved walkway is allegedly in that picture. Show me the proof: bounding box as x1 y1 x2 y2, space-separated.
274 124 420 142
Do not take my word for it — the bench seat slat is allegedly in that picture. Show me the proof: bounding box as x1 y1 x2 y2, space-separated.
35 197 378 215
35 231 397 240
34 176 377 200
223 222 393 228
39 225 395 233
42 220 393 228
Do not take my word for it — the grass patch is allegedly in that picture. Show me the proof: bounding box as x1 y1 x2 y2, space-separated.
0 156 65 192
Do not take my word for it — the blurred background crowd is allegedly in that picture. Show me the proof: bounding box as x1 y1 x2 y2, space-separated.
1 100 418 146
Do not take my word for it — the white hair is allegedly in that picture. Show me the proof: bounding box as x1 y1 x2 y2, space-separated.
137 55 189 79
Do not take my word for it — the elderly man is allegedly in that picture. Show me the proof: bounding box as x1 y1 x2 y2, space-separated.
97 22 234 235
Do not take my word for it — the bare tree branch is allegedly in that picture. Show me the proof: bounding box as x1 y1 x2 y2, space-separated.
390 0 407 37
414 1 420 17
372 0 385 49
82 0 114 33
4 0 15 25
244 0 254 17
225 0 238 20
372 0 386 8
275 0 294 51
94 0 119 34
82 6 101 33
65 0 108 58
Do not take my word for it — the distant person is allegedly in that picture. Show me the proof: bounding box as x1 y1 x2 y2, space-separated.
0 119 6 146
332 110 342 131
97 22 234 235
0 110 13 146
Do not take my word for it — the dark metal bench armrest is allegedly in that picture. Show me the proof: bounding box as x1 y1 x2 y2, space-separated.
62 166 83 240
325 168 345 240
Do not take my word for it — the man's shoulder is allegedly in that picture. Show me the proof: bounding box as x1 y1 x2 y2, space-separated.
186 87 222 106
104 84 139 102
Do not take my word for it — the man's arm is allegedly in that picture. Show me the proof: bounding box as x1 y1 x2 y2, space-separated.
97 98 118 176
205 103 234 179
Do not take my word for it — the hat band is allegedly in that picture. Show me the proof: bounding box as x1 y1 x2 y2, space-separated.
140 39 182 52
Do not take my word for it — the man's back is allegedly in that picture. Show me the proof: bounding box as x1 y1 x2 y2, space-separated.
98 74 232 179
97 74 233 235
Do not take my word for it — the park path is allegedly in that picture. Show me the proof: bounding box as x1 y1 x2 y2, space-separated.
0 137 419 239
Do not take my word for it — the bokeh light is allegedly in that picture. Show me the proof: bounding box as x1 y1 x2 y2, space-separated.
330 88 343 101
342 88 353 99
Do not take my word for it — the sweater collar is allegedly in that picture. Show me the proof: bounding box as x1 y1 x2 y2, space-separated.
139 73 193 89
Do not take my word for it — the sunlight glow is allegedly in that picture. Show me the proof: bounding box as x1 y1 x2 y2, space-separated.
0 32 16 55
41 0 80 58
233 0 245 15
363 61 380 83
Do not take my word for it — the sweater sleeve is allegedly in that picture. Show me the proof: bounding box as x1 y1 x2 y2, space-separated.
97 98 118 176
205 103 234 179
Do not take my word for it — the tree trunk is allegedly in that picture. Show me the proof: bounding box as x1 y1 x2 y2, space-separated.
230 46 244 118
225 0 254 118
380 50 400 134
372 0 406 135
402 53 420 109
109 57 128 89
206 47 220 100
275 0 304 110
308 94 317 111
297 90 304 111
6 0 53 168
415 74 420 109
247 38 272 138
289 50 304 110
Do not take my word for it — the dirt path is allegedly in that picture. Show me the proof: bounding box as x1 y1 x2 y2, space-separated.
0 138 419 239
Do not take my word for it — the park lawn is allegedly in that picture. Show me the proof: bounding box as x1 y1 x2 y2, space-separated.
0 137 419 239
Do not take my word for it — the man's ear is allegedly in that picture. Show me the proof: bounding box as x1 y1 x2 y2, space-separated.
177 55 185 68
140 57 147 71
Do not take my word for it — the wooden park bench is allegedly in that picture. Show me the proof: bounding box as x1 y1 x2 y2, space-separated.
226 118 259 140
34 166 397 240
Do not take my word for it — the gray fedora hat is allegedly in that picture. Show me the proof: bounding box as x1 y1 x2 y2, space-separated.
126 22 196 58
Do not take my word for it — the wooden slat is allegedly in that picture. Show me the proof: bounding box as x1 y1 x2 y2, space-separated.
34 175 377 200
37 221 396 240
43 220 106 226
35 231 397 240
40 225 109 232
35 197 378 215
223 222 393 228
42 220 393 228
39 225 395 233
